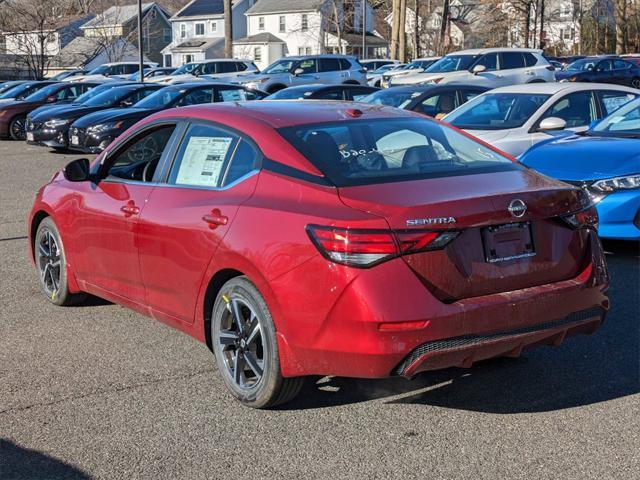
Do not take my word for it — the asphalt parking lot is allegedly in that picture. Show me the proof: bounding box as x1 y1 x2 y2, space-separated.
0 140 638 480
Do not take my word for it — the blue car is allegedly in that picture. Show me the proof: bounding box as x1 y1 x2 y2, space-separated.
520 97 640 241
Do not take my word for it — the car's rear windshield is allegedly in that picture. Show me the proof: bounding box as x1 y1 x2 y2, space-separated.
445 93 551 130
278 118 519 187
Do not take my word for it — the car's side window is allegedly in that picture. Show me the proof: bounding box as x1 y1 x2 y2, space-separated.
168 124 238 188
476 53 498 72
319 58 341 72
613 60 631 70
419 92 457 118
178 87 215 105
500 52 525 70
597 60 613 71
540 91 597 128
222 139 259 186
217 87 250 102
217 62 238 73
351 88 375 101
460 89 482 102
523 53 538 67
339 58 352 70
104 125 176 182
317 88 343 100
599 91 637 115
297 59 317 74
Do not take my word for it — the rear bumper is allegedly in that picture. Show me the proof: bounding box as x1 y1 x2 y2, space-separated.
273 231 609 378
395 307 604 377
596 190 640 240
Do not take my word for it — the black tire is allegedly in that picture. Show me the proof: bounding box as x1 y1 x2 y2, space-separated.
34 217 86 306
210 276 304 408
9 115 26 141
631 77 640 89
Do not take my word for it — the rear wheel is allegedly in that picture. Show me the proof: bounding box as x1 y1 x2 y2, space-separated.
631 77 640 89
211 276 303 408
34 217 86 306
9 115 26 140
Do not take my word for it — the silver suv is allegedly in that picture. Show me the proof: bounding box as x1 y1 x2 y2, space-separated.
149 59 259 85
238 55 367 94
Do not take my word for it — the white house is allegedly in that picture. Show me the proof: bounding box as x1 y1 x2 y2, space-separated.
161 0 253 67
233 0 386 70
3 16 92 58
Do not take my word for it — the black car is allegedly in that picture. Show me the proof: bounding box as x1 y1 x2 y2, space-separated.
360 84 489 118
68 82 267 153
555 56 640 88
26 83 162 150
0 81 57 102
0 81 27 96
266 84 379 101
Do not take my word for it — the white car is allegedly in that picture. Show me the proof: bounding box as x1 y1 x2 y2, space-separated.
148 59 258 85
367 63 406 87
443 82 639 157
390 48 555 87
63 62 158 82
380 57 440 87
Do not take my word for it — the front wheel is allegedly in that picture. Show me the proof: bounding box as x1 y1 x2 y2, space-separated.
34 217 86 306
9 115 26 140
211 276 304 408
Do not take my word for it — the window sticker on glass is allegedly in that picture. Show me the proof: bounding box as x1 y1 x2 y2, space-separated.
176 136 233 187
220 89 246 102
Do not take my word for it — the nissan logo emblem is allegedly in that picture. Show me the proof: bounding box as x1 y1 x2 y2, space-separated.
508 199 527 218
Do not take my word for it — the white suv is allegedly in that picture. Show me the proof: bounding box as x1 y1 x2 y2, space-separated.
149 59 258 85
64 62 158 82
391 48 555 87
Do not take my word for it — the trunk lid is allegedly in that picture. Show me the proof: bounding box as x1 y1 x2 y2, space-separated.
337 169 592 301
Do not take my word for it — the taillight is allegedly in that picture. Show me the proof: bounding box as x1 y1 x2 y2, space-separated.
561 205 599 230
306 225 458 268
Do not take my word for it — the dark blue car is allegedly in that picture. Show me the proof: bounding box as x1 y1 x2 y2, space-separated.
520 97 640 240
556 56 640 89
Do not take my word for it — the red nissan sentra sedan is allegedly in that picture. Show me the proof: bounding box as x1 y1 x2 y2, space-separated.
29 101 610 408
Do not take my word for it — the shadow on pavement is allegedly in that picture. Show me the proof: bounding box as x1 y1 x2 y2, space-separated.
285 240 640 413
0 439 91 480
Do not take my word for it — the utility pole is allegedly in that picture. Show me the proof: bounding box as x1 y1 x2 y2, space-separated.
137 0 144 83
224 0 233 58
361 0 366 59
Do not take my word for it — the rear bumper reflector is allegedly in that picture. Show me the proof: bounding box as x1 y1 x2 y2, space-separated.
394 306 605 376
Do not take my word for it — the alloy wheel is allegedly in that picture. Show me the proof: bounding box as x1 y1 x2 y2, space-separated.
36 230 61 297
11 117 26 140
218 295 266 390
632 78 640 89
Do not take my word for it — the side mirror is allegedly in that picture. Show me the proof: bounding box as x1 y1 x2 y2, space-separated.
472 64 486 75
63 158 91 182
538 117 567 132
293 67 305 76
120 99 134 107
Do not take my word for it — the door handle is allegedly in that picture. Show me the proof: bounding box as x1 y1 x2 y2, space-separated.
120 202 140 216
202 208 228 229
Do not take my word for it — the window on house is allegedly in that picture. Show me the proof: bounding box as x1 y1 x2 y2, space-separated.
184 54 194 64
301 14 308 31
279 16 286 32
164 28 172 42
563 29 571 40
258 17 265 30
211 22 217 33
195 23 205 36
180 24 187 38
254 47 262 63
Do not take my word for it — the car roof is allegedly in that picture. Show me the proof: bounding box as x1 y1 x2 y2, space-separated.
386 84 489 93
278 54 355 60
198 58 250 64
485 82 639 95
447 48 542 55
151 100 418 129
162 81 245 90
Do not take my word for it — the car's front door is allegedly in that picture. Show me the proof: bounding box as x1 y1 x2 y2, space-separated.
138 122 260 323
291 58 319 86
72 124 179 302
471 53 503 87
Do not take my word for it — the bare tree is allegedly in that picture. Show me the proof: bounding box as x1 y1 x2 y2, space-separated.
0 0 75 79
614 0 628 54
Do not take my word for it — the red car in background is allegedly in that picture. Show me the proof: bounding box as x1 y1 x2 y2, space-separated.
29 102 610 408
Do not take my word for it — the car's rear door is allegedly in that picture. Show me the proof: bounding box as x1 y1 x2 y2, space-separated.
71 123 180 302
137 121 260 323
